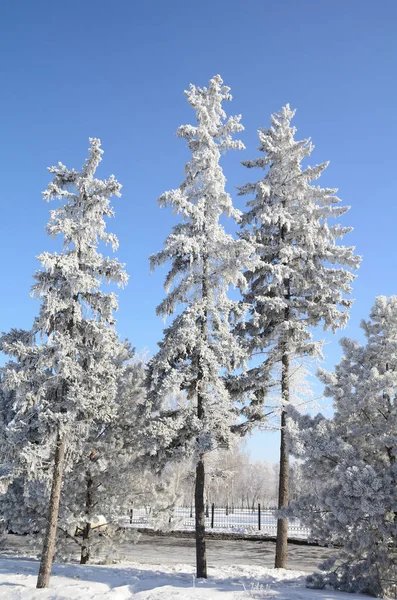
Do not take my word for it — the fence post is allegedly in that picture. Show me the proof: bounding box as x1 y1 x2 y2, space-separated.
205 504 209 518
211 503 215 529
258 503 261 531
226 503 229 516
129 507 133 524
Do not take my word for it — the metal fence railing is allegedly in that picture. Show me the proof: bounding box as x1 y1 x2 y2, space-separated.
125 505 311 538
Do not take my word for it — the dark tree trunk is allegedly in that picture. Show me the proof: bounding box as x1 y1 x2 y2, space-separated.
194 252 208 579
275 212 291 569
275 351 290 568
80 522 91 564
80 471 93 564
36 431 66 588
195 455 207 578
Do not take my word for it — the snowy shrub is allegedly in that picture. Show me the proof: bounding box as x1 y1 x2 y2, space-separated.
289 296 397 598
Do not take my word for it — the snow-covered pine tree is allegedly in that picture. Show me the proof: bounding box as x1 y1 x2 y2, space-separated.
57 345 166 565
146 75 258 578
238 105 360 568
1 139 128 588
0 344 168 565
0 330 34 497
0 330 40 534
288 296 397 598
55 343 139 564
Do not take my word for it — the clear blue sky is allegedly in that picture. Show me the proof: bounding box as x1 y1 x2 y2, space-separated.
0 0 395 462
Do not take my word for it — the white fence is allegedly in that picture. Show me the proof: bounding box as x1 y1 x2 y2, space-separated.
125 506 311 538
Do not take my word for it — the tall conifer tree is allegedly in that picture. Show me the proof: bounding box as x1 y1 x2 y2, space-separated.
147 75 256 578
238 105 360 567
1 139 127 587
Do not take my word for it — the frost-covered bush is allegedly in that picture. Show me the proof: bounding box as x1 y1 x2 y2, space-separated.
0 345 174 563
288 296 397 598
53 347 157 563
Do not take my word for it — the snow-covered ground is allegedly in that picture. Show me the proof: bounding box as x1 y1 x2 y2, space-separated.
0 532 337 572
0 557 385 599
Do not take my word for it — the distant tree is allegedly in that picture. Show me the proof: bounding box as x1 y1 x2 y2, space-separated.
288 296 397 598
1 139 128 587
204 441 249 509
163 440 280 510
238 105 360 567
146 75 259 578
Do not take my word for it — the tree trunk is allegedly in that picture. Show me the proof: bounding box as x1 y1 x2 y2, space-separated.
195 455 207 578
36 431 66 588
80 522 91 564
80 471 93 564
194 252 208 579
275 351 290 568
275 211 291 570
